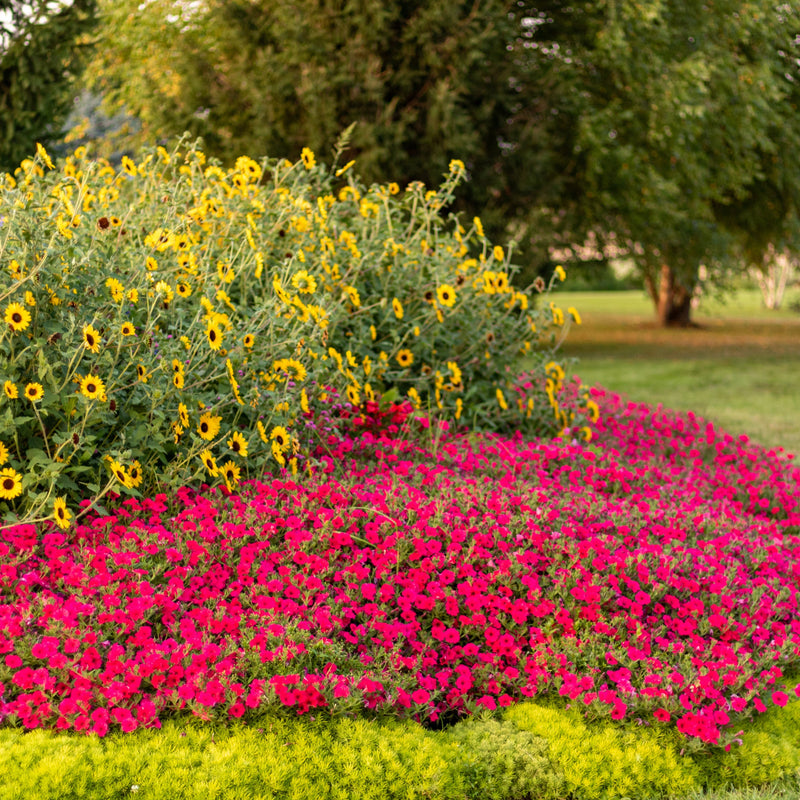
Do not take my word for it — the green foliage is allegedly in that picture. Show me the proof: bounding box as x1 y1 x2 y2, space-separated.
0 0 96 172
447 717 564 800
0 141 588 528
696 685 800 790
0 717 466 800
505 701 700 800
78 0 800 323
8 702 800 798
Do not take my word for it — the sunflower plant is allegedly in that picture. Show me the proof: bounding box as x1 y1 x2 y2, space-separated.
0 140 593 530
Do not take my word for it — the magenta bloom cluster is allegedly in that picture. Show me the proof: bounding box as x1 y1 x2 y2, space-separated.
1 388 799 744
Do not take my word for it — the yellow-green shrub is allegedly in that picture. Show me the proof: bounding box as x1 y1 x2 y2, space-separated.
505 701 700 800
0 716 465 800
0 141 591 528
447 717 564 800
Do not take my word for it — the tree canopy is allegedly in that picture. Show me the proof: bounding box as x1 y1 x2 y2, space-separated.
85 0 529 233
509 0 800 323
0 0 96 172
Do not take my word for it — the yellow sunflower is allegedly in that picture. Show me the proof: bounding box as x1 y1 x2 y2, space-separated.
220 459 241 489
25 383 44 402
3 381 18 400
173 372 185 390
392 297 404 319
79 374 105 400
301 147 316 170
127 460 143 488
121 155 137 176
105 278 124 303
4 303 31 332
0 467 23 500
200 449 218 476
82 324 101 353
120 322 135 336
227 431 249 458
271 440 286 466
396 349 414 368
53 497 72 530
197 412 222 440
137 364 148 383
0 440 8 465
243 334 254 349
178 403 190 429
291 270 317 294
273 358 307 382
271 426 290 452
235 155 262 182
206 322 223 351
108 459 131 487
343 286 361 308
436 284 456 308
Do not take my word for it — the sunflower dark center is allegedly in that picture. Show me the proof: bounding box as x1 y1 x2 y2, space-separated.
11 312 21 323
2 478 13 490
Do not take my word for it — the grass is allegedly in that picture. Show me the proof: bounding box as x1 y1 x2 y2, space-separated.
554 288 800 456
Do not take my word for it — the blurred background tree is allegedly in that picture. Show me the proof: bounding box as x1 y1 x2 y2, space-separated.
82 0 531 245
510 0 800 325
0 0 96 172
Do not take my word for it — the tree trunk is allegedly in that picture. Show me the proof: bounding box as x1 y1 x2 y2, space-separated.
754 244 794 310
651 263 694 327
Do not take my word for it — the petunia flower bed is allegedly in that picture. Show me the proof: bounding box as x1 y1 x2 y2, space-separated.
1 386 799 751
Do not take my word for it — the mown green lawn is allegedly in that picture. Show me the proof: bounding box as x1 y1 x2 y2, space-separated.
553 289 800 456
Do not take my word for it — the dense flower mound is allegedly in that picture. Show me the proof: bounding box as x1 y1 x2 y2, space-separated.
1 388 799 745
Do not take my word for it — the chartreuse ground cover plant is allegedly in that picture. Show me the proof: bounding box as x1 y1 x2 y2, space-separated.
0 141 589 530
